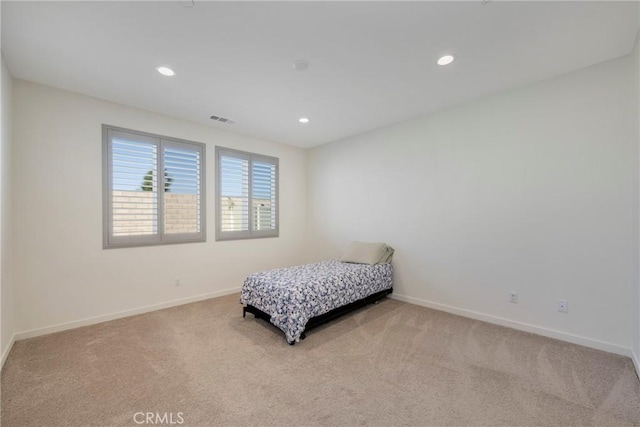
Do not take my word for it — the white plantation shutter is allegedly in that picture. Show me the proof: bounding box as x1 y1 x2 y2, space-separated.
163 143 202 236
219 153 249 234
252 160 277 231
216 147 278 240
110 131 159 240
103 126 206 248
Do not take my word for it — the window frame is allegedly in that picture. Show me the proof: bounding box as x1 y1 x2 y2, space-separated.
215 146 279 241
102 124 206 249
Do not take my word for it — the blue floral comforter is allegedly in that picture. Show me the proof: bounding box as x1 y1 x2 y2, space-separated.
240 260 393 343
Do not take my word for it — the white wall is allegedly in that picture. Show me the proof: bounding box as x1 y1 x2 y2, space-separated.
633 31 640 371
1 54 14 364
6 38 639 364
11 80 308 335
308 52 638 354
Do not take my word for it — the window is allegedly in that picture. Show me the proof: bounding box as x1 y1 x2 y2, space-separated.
103 125 205 248
216 146 278 240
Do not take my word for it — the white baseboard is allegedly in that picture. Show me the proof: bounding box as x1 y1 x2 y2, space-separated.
1 333 16 370
390 293 631 357
15 287 241 341
632 350 640 379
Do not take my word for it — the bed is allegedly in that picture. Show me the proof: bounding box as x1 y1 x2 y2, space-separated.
240 259 394 344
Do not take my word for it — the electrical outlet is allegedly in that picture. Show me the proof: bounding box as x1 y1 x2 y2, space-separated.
175 278 181 287
509 291 518 304
557 299 568 313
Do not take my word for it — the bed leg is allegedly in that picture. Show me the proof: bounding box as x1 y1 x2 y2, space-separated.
289 341 295 346
242 307 247 318
300 333 306 340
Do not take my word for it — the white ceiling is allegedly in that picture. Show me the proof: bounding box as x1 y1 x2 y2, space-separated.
2 1 639 148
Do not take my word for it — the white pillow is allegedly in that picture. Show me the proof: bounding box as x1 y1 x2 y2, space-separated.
340 241 387 265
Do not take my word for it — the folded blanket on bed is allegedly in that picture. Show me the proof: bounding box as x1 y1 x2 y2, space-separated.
378 245 395 264
340 241 395 265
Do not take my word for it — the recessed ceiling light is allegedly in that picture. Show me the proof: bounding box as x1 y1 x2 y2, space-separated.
157 66 175 76
299 117 309 124
293 60 309 71
437 55 455 66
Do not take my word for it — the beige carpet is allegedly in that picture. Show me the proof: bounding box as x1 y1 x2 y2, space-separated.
2 294 640 426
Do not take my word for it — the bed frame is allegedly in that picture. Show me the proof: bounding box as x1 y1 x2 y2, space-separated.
242 288 393 345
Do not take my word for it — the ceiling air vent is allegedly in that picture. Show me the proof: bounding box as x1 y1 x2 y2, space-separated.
210 115 235 125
